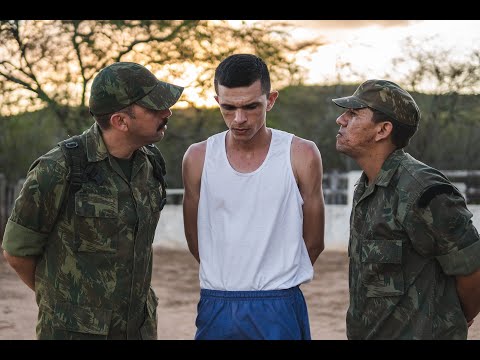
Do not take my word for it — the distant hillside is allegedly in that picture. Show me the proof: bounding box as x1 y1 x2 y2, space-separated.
1 84 479 188
270 84 480 174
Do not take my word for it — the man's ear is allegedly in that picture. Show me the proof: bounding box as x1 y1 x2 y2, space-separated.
376 121 393 142
266 90 279 111
110 113 128 132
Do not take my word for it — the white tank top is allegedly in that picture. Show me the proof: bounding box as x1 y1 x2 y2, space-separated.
197 128 313 291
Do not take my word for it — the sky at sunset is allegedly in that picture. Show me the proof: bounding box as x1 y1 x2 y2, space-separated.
285 20 480 86
187 20 480 107
3 20 478 110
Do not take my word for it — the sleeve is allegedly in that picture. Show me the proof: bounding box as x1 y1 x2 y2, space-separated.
405 189 480 276
2 156 68 257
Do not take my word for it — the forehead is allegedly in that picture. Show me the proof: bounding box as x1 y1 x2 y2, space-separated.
216 80 265 105
347 107 372 116
131 103 156 116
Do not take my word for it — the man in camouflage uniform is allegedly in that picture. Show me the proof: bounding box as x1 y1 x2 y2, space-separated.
2 62 183 339
332 79 480 339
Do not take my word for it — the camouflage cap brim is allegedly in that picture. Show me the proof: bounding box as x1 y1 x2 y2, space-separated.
332 96 368 109
136 81 184 111
331 79 420 126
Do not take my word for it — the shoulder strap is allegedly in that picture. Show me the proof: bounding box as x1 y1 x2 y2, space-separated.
146 143 168 210
59 135 105 193
59 138 167 209
59 135 87 195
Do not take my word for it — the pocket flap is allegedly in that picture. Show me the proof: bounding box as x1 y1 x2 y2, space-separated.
75 193 118 218
361 239 403 264
54 303 112 335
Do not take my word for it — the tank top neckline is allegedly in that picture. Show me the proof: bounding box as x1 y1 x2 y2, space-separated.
222 128 276 177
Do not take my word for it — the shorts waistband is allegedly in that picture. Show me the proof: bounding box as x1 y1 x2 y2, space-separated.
200 286 300 300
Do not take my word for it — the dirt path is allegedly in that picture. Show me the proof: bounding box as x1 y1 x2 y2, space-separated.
1 248 479 340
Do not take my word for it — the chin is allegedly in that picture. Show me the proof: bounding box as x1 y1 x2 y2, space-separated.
335 145 346 154
148 134 164 144
158 128 167 136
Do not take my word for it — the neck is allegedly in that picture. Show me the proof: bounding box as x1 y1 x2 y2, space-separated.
101 129 136 159
357 145 396 184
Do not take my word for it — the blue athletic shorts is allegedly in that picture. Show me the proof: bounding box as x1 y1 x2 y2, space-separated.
194 285 311 340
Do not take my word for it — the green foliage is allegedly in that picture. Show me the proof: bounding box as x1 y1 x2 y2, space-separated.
406 92 480 169
2 85 479 188
0 108 66 182
155 107 226 189
0 20 319 134
269 84 361 171
270 85 480 175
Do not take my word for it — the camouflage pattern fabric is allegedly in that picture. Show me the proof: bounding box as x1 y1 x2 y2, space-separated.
89 62 184 116
347 149 480 339
2 123 162 339
332 79 420 126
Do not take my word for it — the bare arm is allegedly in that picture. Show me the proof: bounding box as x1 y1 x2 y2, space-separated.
182 141 207 264
291 137 325 265
456 268 480 325
3 250 37 291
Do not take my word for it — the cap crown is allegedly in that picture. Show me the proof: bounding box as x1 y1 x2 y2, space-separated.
353 80 420 126
89 62 171 116
332 79 420 126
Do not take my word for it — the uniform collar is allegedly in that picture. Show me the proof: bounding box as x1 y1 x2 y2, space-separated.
139 144 156 157
85 122 156 162
374 149 405 187
85 122 109 162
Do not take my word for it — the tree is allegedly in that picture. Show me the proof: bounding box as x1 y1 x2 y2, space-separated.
387 36 480 168
0 20 322 134
392 35 480 96
0 109 65 182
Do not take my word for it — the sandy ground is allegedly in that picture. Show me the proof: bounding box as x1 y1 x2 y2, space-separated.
1 247 479 340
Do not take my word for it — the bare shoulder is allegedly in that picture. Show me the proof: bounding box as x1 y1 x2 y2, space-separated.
182 140 207 185
291 136 321 161
183 140 207 164
290 136 322 184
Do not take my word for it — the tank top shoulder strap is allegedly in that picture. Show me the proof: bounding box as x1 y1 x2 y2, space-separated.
205 130 227 164
269 128 294 160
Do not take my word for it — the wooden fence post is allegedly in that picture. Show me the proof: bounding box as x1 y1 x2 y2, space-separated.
0 173 6 239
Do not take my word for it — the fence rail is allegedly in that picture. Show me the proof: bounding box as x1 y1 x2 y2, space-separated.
2 170 480 236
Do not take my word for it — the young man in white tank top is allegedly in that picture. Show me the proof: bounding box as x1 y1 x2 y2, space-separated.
182 54 325 340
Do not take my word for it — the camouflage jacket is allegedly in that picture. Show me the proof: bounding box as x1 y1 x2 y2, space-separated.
2 123 163 339
347 149 480 339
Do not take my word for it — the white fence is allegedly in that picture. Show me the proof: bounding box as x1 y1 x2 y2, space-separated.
322 170 480 206
155 204 480 251
155 188 480 252
154 204 355 251
2 171 479 251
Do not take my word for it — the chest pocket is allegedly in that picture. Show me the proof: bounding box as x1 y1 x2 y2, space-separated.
74 192 119 253
361 239 404 297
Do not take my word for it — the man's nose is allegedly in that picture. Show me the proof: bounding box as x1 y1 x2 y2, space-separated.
162 108 172 118
336 112 347 126
233 109 247 123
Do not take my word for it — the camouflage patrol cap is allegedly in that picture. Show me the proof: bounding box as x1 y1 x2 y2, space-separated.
89 62 184 116
332 79 420 126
